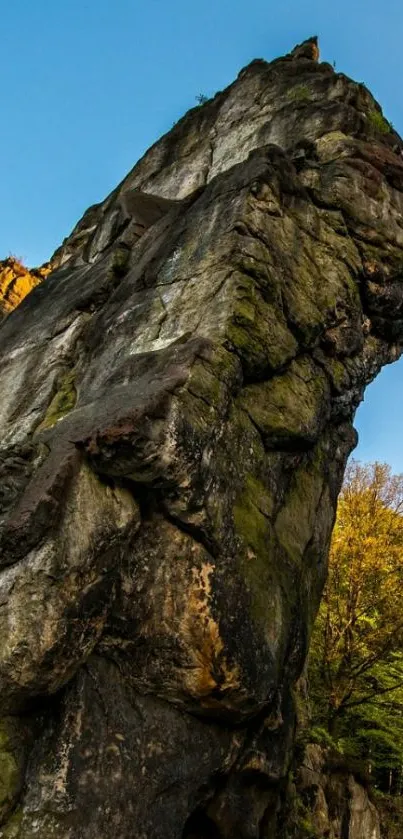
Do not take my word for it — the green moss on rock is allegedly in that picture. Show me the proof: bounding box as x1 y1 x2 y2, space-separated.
37 369 77 431
239 357 329 448
287 84 311 103
281 236 362 349
111 244 131 277
367 109 391 135
233 475 286 642
226 273 297 377
233 477 274 556
274 448 325 565
322 357 349 393
186 346 240 414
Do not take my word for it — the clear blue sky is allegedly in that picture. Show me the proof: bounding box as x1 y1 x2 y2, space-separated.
2 0 403 471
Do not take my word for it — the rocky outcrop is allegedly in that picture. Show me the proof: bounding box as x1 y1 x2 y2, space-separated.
0 258 51 319
0 38 403 837
284 744 380 839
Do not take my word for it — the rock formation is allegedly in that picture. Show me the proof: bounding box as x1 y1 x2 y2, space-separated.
0 258 50 320
1 38 403 838
285 744 381 839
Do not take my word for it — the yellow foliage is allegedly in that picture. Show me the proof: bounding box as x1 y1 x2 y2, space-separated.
310 461 403 729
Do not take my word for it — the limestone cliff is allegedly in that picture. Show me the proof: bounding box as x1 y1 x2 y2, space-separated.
0 258 50 319
1 38 403 838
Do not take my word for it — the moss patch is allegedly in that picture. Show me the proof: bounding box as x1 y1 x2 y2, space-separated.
239 357 329 448
322 357 349 393
111 244 131 277
186 345 240 414
274 448 325 566
233 475 285 639
225 273 297 378
37 369 77 431
233 477 274 555
287 85 311 103
367 109 391 135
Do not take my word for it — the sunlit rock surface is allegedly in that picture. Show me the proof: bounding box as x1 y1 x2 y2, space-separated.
1 37 403 838
0 258 50 319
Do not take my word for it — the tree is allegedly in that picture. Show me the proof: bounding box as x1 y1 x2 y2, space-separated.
337 654 403 791
309 461 403 736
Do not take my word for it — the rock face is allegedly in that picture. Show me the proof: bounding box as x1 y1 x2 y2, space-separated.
1 39 403 838
287 745 381 839
0 258 50 319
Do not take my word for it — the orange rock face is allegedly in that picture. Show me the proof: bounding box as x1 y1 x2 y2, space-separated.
0 257 51 317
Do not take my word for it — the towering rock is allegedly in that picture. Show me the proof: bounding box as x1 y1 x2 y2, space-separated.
0 39 403 838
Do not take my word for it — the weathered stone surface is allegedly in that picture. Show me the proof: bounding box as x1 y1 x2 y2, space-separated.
285 744 381 839
0 38 402 837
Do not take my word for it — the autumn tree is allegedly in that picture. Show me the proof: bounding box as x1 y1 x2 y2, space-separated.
309 460 403 737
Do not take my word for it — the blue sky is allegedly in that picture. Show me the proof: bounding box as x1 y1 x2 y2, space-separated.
2 0 403 470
